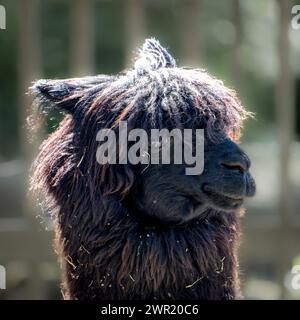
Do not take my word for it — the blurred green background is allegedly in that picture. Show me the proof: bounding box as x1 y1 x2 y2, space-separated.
0 0 300 299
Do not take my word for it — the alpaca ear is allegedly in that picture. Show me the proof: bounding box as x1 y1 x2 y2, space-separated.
30 78 83 114
30 75 110 114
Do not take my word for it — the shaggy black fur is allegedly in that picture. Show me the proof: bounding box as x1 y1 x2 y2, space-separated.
29 38 255 300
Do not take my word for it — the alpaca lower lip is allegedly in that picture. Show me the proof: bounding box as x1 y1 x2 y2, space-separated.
202 185 244 203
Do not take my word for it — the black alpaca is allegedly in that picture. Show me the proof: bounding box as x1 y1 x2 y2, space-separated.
30 38 256 300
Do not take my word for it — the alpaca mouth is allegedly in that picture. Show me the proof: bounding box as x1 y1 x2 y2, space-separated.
202 184 244 210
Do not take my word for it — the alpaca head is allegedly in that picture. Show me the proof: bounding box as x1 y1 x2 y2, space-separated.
30 38 255 227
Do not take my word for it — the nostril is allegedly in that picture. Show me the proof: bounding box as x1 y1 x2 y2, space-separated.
221 162 246 173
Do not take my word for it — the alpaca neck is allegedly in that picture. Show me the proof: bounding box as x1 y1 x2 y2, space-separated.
57 198 241 300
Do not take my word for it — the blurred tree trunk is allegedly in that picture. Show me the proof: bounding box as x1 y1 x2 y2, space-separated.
276 0 295 232
70 0 95 76
19 0 42 157
178 0 202 66
18 0 42 213
231 0 242 90
18 0 45 299
125 0 146 67
276 0 295 300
